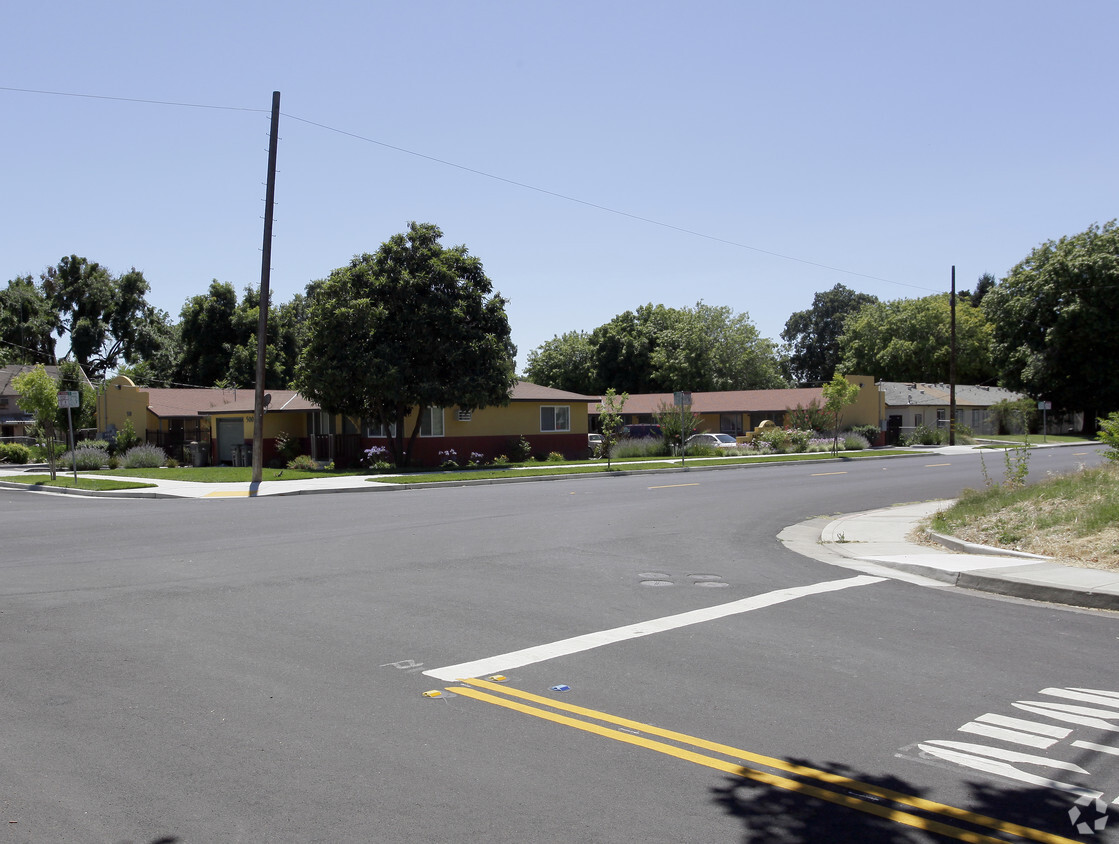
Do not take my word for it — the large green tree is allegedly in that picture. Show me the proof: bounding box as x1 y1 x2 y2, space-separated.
294 222 517 467
838 294 996 384
0 276 56 365
175 280 241 387
650 302 785 391
40 256 164 380
524 331 596 394
529 302 784 395
781 284 879 385
983 220 1119 430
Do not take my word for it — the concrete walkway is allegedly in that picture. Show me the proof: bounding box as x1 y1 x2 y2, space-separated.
3 442 1115 610
779 500 1119 612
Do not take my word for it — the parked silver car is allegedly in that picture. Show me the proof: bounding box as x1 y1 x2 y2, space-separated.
685 432 738 451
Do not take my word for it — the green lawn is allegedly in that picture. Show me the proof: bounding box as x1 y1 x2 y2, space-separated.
371 449 915 484
89 467 364 482
1 475 156 491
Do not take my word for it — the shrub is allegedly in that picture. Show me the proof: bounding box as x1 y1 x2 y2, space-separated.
287 454 317 471
491 455 510 466
122 443 166 468
1098 412 1119 462
0 442 32 464
78 438 112 452
757 427 814 453
165 458 179 469
685 444 720 458
438 449 460 469
851 425 880 445
107 455 120 470
546 451 565 462
903 424 946 446
842 432 870 451
62 445 110 470
274 431 302 465
786 399 830 432
613 437 670 459
113 419 142 455
506 436 533 462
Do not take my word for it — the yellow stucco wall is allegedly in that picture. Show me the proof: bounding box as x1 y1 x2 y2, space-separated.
443 401 589 436
842 374 884 429
100 375 155 434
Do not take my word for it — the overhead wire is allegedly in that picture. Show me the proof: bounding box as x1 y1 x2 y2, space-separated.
1 85 940 294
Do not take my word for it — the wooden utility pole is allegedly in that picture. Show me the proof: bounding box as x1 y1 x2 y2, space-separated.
252 91 280 485
949 265 957 446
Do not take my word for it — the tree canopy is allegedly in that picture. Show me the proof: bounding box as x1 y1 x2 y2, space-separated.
0 275 56 365
40 256 164 380
781 284 878 385
838 293 996 384
526 302 784 395
294 222 516 467
983 220 1119 427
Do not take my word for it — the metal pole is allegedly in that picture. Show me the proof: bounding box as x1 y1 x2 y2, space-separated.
949 266 956 446
252 91 280 485
66 402 77 484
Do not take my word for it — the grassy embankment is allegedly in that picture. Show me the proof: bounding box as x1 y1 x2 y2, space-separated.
928 461 1119 571
1 475 156 491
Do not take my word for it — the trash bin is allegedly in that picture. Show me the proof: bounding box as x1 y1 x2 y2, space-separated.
189 441 204 467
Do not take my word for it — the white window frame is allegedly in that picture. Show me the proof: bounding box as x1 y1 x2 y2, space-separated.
420 407 444 437
365 407 444 437
540 405 570 433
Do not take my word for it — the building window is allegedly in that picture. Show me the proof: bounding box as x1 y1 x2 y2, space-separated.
420 407 444 437
365 407 444 437
913 413 923 427
540 405 570 432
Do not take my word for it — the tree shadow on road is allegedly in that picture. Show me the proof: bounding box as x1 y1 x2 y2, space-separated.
710 756 1112 843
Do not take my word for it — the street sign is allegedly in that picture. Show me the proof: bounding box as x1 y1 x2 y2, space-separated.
674 391 692 407
57 390 80 409
1038 401 1052 410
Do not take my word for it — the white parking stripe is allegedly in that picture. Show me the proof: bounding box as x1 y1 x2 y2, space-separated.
423 575 885 681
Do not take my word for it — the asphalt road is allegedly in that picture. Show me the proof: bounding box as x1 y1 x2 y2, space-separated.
2 446 1116 843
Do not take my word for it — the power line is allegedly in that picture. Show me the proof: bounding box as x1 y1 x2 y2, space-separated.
2 85 939 294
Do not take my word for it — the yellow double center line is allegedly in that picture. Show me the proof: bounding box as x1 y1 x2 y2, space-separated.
449 678 1079 844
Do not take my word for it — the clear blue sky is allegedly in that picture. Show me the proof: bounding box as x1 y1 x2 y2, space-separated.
4 1 1116 373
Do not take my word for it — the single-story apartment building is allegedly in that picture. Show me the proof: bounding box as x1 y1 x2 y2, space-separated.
880 382 1031 439
586 375 884 438
98 376 595 466
585 376 1035 444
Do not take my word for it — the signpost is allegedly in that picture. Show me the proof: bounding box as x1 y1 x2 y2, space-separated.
1038 401 1052 442
57 391 80 482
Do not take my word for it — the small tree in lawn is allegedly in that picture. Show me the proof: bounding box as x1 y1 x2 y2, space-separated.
12 365 61 480
597 388 628 470
653 400 701 454
821 372 860 455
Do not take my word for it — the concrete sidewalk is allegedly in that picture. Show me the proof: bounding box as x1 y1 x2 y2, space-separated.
779 500 1119 612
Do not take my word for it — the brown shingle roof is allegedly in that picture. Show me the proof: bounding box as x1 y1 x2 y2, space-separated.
587 387 824 415
511 381 598 401
145 387 244 418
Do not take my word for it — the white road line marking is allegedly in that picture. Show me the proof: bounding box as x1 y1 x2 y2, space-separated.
958 721 1058 749
1073 740 1119 757
920 740 1089 773
422 575 886 681
974 712 1072 738
916 745 1103 800
1042 687 1119 709
1013 703 1119 732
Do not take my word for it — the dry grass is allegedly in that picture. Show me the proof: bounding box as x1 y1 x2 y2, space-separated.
921 462 1119 572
